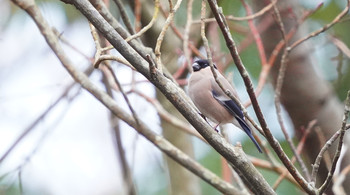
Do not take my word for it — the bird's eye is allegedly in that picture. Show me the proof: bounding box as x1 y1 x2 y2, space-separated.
192 63 201 71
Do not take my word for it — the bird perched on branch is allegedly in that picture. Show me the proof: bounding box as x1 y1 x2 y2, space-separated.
188 59 262 153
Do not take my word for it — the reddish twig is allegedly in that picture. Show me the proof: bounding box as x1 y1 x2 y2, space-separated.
159 4 204 59
134 0 141 32
273 120 316 189
193 0 277 23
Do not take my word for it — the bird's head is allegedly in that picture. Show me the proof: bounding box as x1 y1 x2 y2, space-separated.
192 59 217 72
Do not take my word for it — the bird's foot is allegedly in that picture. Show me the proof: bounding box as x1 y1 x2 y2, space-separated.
214 123 220 133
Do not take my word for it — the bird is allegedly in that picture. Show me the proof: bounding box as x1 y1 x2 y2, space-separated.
188 59 262 153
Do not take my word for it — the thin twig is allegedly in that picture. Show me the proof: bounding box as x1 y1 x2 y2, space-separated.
332 164 350 195
90 0 178 85
312 127 343 185
241 0 267 66
240 0 268 108
330 36 350 59
315 127 333 171
183 0 194 70
112 0 135 35
53 28 92 61
193 0 277 23
125 0 159 42
272 0 316 183
107 65 141 127
267 3 324 67
249 156 299 187
289 0 350 50
0 68 93 164
102 72 136 195
273 2 311 181
335 50 344 90
318 90 350 194
159 3 205 59
132 89 206 142
134 0 141 32
154 0 183 73
94 55 134 69
273 120 316 189
206 0 315 193
251 2 325 106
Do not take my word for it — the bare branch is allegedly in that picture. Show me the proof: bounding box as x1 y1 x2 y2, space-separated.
272 1 311 182
125 0 159 42
0 67 93 164
10 0 243 193
132 89 206 142
206 0 315 193
154 0 183 73
112 0 135 35
289 0 350 50
193 0 277 23
333 164 350 195
183 0 194 69
318 91 350 193
273 120 316 190
330 36 350 59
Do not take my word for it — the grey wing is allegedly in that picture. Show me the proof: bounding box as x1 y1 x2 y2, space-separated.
210 73 242 118
211 74 263 153
212 90 263 153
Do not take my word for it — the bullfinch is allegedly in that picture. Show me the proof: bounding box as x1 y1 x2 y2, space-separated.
188 59 262 153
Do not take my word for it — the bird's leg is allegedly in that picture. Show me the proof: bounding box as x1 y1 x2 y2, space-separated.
199 113 219 132
213 123 221 133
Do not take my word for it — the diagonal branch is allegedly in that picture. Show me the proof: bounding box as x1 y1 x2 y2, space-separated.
10 0 244 193
206 0 315 194
12 0 280 193
318 91 350 194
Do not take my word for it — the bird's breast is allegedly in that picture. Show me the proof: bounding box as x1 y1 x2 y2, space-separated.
188 80 234 124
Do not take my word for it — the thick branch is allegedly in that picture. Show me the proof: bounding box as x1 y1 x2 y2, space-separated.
59 0 275 193
11 0 244 193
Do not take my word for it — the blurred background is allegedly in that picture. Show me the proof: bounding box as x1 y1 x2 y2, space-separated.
0 0 349 194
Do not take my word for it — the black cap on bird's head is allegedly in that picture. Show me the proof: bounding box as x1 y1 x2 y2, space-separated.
192 59 217 72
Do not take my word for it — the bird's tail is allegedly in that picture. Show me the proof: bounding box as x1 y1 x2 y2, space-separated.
236 117 263 153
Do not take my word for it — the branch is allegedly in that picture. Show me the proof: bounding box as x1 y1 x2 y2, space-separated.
206 0 315 194
132 90 206 142
272 1 311 182
318 91 350 194
193 0 277 23
58 0 274 193
183 0 194 68
0 67 93 164
333 164 350 195
12 0 271 193
102 72 136 195
289 0 350 50
273 120 316 190
125 0 159 42
112 0 135 35
154 0 183 73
